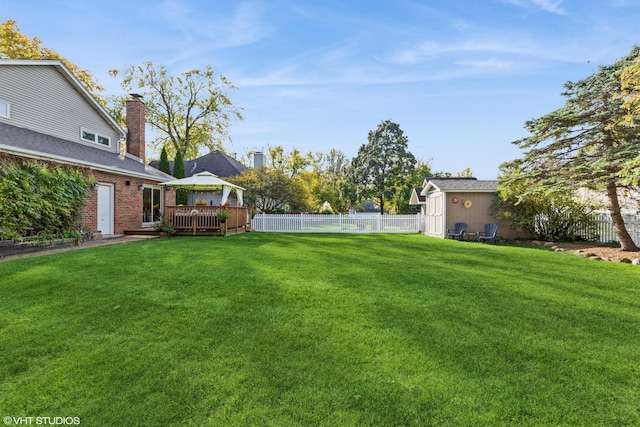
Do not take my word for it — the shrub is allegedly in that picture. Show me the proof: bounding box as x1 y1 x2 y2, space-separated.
491 193 598 241
0 159 93 239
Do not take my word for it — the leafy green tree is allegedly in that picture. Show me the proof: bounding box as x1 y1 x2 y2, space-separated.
266 145 316 178
0 19 104 102
507 47 640 250
229 168 306 213
110 61 243 159
157 146 171 175
172 150 188 205
348 120 416 214
313 149 351 213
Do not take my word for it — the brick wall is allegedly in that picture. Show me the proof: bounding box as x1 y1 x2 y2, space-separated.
125 95 146 162
82 170 175 234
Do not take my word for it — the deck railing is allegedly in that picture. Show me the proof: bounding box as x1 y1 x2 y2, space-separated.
251 213 424 233
165 206 250 235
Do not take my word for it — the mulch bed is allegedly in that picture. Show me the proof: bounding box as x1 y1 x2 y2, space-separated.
520 240 640 264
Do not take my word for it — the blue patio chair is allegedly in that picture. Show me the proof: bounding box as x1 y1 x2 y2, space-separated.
478 223 499 244
446 222 467 240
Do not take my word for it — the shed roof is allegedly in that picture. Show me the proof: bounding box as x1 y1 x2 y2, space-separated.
421 178 498 195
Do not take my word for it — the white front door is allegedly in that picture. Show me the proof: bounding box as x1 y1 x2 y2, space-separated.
97 184 114 235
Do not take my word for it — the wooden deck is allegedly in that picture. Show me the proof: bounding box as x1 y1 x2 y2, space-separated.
125 206 251 237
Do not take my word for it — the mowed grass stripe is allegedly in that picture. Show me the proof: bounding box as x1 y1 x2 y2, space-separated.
1 233 639 426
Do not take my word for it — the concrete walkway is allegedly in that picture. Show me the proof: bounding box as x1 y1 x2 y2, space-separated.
0 235 156 263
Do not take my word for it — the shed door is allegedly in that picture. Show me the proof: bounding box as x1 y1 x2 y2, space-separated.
97 184 114 235
426 193 443 237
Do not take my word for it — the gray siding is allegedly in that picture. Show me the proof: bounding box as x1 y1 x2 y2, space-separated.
0 65 120 154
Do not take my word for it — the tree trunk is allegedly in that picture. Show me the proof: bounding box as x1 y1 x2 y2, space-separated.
606 180 638 251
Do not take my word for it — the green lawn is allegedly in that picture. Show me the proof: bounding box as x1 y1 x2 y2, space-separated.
1 233 639 426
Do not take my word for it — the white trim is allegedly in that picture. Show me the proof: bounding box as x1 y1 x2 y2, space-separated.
0 99 10 118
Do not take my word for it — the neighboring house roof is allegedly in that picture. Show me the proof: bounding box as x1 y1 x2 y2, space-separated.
409 187 425 205
421 178 498 195
0 122 172 181
150 150 247 178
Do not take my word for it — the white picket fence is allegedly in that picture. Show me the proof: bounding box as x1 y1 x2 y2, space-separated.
585 212 640 245
252 213 424 233
252 212 640 243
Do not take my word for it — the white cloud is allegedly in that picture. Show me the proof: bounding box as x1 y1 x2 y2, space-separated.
383 40 528 65
531 0 566 14
455 59 516 71
503 0 567 15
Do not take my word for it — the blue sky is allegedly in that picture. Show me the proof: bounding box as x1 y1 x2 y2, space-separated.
4 0 640 178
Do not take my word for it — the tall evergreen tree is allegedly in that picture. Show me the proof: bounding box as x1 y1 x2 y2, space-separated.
173 150 188 205
505 46 640 250
157 146 171 175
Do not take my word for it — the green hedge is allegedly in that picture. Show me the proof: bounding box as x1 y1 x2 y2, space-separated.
0 159 94 240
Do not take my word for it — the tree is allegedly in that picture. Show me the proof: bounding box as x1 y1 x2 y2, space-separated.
110 61 243 160
348 120 416 214
157 146 171 175
172 150 188 205
0 19 104 101
313 149 351 213
617 50 640 185
266 145 315 178
229 168 306 213
506 47 640 251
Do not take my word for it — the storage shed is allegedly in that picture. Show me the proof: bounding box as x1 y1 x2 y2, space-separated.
410 178 520 240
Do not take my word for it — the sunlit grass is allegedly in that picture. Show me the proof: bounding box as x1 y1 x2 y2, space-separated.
1 233 639 426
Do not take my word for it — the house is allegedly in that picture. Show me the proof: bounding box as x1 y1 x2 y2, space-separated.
410 177 521 240
409 187 426 214
149 149 248 178
0 59 174 236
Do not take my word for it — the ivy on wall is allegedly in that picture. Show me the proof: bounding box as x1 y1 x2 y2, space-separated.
0 158 94 239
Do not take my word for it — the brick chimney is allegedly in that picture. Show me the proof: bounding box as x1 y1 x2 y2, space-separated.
126 94 146 162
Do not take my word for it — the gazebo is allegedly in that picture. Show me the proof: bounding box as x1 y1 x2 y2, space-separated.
161 171 250 235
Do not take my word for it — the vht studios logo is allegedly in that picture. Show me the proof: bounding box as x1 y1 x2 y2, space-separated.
3 417 81 425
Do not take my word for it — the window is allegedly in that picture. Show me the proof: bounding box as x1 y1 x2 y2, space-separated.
0 100 10 118
80 128 111 147
143 187 162 223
